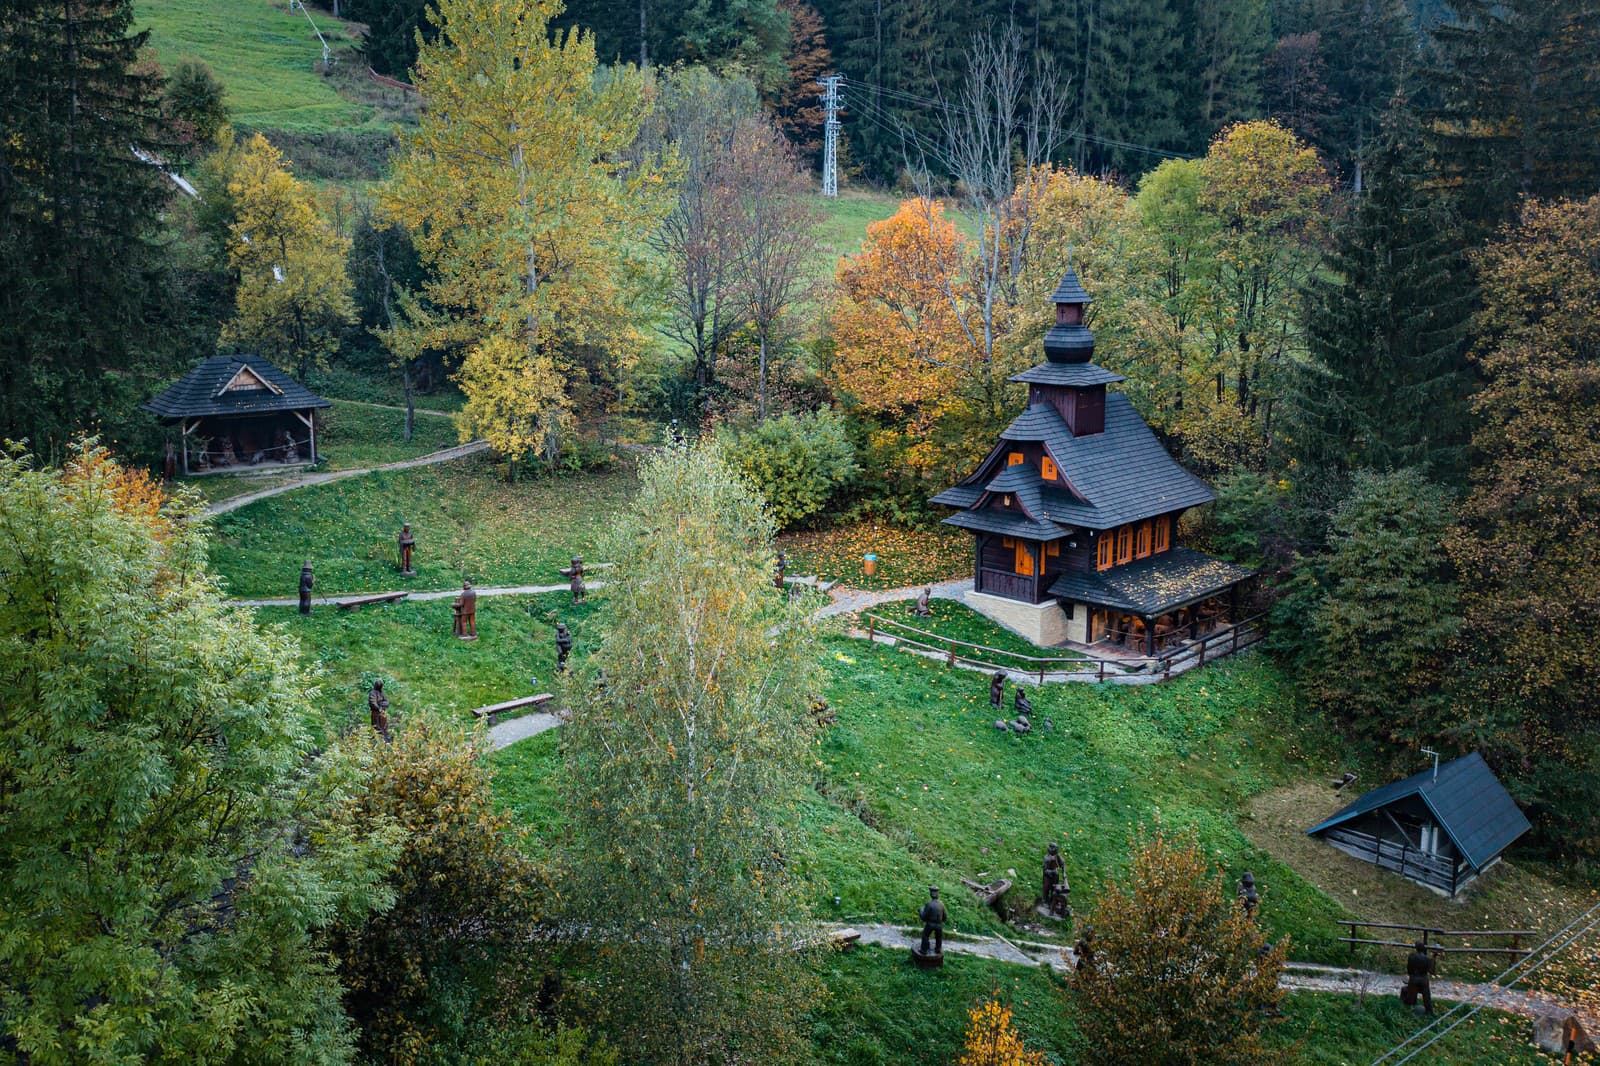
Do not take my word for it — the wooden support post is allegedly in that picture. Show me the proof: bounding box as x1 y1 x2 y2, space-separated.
1233 622 1241 655
946 640 955 666
1097 658 1105 682
1144 615 1155 657
1197 634 1208 666
180 419 192 475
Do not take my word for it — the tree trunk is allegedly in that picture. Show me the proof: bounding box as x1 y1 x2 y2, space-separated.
758 328 768 422
403 361 415 442
639 0 648 68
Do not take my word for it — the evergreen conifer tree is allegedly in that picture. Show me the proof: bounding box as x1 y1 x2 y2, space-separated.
1289 101 1473 483
0 0 182 455
1426 0 1600 239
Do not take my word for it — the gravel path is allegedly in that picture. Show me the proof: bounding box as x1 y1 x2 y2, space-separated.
203 440 489 516
832 925 1592 1022
487 710 564 750
815 578 974 618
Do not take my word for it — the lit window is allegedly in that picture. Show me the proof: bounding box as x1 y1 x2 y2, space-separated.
1115 525 1133 565
1153 515 1171 553
1041 456 1058 480
1096 534 1112 571
1135 520 1152 559
1007 452 1024 466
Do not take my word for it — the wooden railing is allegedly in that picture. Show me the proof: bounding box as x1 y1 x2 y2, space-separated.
1336 919 1535 958
975 568 1045 603
1322 828 1462 893
860 610 1267 684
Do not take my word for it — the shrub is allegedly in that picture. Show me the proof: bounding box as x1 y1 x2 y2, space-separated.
717 408 857 528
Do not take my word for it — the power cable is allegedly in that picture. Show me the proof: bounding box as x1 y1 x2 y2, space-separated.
1368 897 1600 1066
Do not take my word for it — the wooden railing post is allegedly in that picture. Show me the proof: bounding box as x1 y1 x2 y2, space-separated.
867 615 874 643
1097 658 1105 682
1232 623 1240 655
946 640 956 666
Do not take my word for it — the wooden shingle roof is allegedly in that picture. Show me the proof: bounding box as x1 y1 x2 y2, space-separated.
142 354 332 420
1306 753 1531 872
941 397 1215 530
1046 546 1255 615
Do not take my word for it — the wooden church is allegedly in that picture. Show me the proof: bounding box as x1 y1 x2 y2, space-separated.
931 271 1253 650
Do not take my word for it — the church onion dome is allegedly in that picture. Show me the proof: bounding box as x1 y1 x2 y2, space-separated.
1043 323 1095 363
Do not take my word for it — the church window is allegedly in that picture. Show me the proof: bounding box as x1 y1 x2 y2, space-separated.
1115 525 1133 564
1041 456 1058 480
1154 515 1171 553
1007 452 1024 466
1135 520 1152 558
1096 533 1113 570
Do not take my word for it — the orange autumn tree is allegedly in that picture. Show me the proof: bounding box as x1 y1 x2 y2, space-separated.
957 998 1048 1066
829 198 1017 492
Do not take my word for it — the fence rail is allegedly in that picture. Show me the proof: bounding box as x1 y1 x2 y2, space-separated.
859 609 1266 684
1335 919 1535 958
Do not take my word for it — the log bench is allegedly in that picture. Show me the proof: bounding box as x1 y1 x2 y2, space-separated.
336 591 409 610
470 692 555 725
829 927 861 951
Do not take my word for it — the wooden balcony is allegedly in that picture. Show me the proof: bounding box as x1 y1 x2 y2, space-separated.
975 567 1051 604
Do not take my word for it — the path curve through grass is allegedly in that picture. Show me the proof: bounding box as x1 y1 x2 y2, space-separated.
203 440 488 516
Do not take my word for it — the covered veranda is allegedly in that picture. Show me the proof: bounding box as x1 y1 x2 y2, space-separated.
1049 547 1257 657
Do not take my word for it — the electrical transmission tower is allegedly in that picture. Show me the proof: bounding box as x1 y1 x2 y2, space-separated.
817 74 842 197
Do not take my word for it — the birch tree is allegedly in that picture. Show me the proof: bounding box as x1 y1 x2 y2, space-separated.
382 0 671 470
562 442 821 1065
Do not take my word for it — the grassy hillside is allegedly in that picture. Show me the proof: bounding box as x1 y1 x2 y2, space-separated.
134 0 387 132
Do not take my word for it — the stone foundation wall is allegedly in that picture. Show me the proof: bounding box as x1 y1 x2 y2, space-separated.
963 590 1069 647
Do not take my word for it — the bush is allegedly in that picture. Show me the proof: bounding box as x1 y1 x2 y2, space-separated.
717 408 857 529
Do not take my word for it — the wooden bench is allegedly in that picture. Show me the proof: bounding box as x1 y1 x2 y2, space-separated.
829 927 861 951
471 692 555 724
336 591 409 610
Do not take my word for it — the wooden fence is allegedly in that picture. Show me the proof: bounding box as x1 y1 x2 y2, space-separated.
860 610 1266 684
1336 919 1535 958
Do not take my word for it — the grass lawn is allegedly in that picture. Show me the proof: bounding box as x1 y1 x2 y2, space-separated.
859 597 1082 663
804 946 1548 1065
779 521 971 590
207 456 635 598
134 0 374 131
261 590 599 727
306 367 466 413
811 188 903 282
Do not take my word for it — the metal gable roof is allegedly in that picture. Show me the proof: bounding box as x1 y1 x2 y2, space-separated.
1306 753 1531 872
142 354 332 419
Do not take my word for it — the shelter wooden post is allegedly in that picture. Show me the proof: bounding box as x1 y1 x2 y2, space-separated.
180 419 193 475
294 409 317 464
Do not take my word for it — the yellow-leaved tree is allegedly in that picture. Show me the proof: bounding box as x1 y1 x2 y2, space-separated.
220 133 355 383
382 0 671 472
956 998 1048 1066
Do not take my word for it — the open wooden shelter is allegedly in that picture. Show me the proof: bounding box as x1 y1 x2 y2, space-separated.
143 354 331 475
1306 753 1531 897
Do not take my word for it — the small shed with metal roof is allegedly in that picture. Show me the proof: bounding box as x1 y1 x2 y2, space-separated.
143 354 331 475
1306 752 1531 897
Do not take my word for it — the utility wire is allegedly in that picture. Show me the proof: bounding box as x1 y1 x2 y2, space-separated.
842 77 1193 160
1369 897 1600 1066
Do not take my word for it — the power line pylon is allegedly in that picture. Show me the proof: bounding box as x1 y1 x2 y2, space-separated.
818 74 842 198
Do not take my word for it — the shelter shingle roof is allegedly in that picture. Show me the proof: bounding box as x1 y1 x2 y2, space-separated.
142 354 332 420
1306 753 1531 872
1046 546 1254 614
